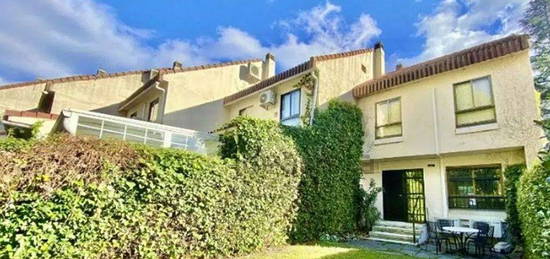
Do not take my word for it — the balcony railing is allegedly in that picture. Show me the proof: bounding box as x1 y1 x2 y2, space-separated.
57 109 218 155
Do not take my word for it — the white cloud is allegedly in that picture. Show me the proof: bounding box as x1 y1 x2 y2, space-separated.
0 0 152 81
0 0 381 83
272 2 381 68
399 0 529 66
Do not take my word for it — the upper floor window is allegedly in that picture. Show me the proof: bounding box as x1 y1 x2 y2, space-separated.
375 97 402 139
280 89 301 126
454 76 496 128
447 166 504 210
148 98 160 122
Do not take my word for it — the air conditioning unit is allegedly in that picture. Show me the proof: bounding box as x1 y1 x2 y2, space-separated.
246 63 261 82
259 89 276 108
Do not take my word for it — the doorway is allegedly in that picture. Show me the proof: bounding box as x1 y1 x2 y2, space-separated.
382 169 426 223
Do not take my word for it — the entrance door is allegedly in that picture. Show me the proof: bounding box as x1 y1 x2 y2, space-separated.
382 169 426 223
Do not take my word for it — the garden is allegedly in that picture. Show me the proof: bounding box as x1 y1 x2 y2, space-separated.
0 100 548 258
0 101 385 258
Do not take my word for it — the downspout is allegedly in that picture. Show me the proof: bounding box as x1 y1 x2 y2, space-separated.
432 87 447 218
309 70 320 126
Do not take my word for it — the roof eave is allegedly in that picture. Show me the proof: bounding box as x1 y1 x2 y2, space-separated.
223 68 313 106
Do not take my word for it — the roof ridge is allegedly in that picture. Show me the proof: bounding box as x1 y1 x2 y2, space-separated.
312 48 374 62
0 58 263 91
353 34 529 98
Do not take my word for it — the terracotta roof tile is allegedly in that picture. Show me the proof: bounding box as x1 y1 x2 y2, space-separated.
353 34 530 98
0 58 262 91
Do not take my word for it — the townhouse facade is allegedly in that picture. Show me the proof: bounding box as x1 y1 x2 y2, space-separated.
0 34 542 235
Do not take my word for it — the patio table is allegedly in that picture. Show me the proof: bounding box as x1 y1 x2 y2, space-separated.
442 226 479 255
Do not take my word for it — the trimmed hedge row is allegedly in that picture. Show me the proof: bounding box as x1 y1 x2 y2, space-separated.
285 100 365 242
517 160 550 258
503 164 525 246
0 100 368 256
0 117 302 258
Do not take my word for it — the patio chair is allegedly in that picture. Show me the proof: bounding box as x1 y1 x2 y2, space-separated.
436 219 456 240
436 218 455 229
427 221 451 254
467 221 491 256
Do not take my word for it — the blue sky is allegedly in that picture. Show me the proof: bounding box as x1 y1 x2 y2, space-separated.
0 0 529 85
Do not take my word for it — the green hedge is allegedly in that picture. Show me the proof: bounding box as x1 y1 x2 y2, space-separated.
517 160 550 258
285 100 365 242
0 117 302 258
504 164 525 246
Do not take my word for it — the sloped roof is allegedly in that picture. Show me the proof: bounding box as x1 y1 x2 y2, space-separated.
223 48 374 104
352 34 530 98
0 58 262 91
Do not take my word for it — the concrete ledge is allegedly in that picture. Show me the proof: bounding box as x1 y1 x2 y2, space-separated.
455 123 498 135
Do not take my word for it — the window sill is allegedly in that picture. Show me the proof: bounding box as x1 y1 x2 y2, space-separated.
374 136 403 146
455 123 498 135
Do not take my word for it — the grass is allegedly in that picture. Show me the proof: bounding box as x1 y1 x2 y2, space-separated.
240 242 419 259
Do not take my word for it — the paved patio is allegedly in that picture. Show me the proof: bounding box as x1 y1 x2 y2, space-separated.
346 239 520 259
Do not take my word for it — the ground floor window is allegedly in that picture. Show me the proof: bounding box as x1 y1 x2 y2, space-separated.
446 166 504 210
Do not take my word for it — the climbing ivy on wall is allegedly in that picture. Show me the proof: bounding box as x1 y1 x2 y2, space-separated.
284 100 365 242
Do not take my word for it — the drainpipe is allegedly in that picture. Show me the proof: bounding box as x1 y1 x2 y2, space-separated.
309 71 319 126
432 87 447 218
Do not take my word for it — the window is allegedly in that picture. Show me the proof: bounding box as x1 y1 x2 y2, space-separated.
280 89 301 126
453 76 496 127
148 98 160 122
375 97 402 139
447 166 504 210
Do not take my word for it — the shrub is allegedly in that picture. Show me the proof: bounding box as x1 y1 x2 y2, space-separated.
503 164 525 246
517 159 550 258
358 179 382 233
285 100 365 242
0 116 302 258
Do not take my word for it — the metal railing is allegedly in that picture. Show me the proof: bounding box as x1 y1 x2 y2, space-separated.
411 196 427 244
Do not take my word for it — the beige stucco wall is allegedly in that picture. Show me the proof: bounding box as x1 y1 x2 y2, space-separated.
362 148 525 223
0 74 146 120
0 84 46 118
357 50 542 166
225 51 375 124
161 60 265 132
225 76 309 123
48 74 145 115
315 51 374 106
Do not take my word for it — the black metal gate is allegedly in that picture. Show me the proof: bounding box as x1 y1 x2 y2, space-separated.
404 169 426 223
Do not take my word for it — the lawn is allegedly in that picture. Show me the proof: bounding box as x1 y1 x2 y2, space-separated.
241 242 419 259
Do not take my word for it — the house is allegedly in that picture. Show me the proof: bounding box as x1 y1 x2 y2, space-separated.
0 57 272 134
0 34 542 243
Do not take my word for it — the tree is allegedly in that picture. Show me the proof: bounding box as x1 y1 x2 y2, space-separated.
522 0 550 115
